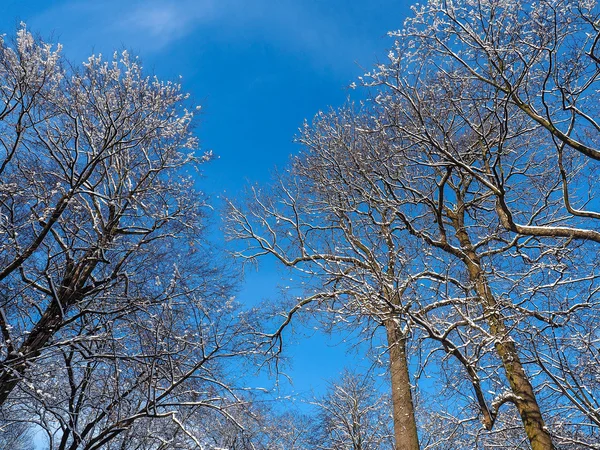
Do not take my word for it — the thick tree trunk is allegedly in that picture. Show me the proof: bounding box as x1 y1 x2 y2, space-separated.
473 273 555 450
451 213 555 450
385 318 420 450
0 299 63 405
0 245 105 406
0 220 117 406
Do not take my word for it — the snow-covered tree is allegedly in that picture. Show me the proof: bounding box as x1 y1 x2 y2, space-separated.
226 107 424 450
0 26 257 448
359 1 600 448
307 370 394 450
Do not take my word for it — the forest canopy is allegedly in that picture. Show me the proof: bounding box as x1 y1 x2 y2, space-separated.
2 1 600 449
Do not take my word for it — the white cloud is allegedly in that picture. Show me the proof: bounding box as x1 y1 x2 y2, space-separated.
117 0 222 48
26 0 381 73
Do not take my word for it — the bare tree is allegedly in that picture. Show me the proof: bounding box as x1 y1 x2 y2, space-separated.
356 1 600 447
226 102 555 449
192 401 315 450
365 0 600 243
307 370 395 450
1 26 202 402
0 26 260 448
226 109 423 449
0 416 34 450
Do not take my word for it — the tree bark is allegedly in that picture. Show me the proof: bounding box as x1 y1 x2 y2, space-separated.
472 273 555 450
385 318 420 450
450 213 555 450
0 242 107 406
0 299 63 405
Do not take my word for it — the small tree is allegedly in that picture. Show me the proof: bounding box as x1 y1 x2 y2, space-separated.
308 370 394 450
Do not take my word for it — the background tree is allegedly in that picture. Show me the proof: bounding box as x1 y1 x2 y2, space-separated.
0 417 34 450
307 370 394 450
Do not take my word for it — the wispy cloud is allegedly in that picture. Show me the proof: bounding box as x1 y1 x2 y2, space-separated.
116 0 222 48
25 0 388 73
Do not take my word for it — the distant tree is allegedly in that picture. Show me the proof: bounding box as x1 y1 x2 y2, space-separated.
308 370 394 450
195 403 314 450
200 372 392 450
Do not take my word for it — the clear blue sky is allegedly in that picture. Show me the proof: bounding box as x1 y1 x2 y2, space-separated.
1 0 414 402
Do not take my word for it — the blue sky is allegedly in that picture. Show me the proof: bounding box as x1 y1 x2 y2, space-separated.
1 0 414 402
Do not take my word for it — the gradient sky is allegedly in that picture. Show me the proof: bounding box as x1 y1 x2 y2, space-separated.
1 0 414 405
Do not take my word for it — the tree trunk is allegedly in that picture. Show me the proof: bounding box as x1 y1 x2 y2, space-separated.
451 213 555 450
0 299 63 405
385 318 420 450
473 273 555 450
0 221 117 406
